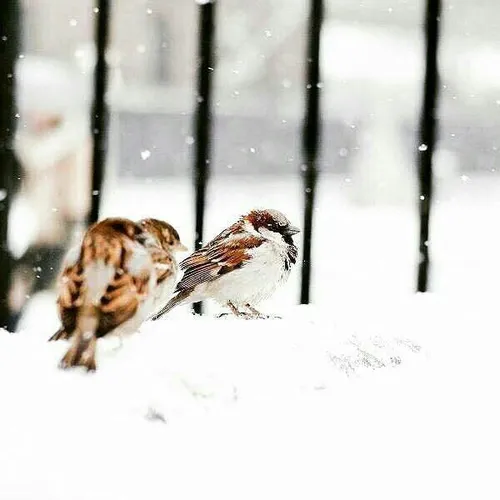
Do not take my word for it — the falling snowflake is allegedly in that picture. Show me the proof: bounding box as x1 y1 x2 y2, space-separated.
141 150 151 160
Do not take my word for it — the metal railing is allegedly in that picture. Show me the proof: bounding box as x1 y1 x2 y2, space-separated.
0 0 21 329
0 0 441 326
300 0 323 304
88 0 111 226
192 0 216 315
417 0 441 292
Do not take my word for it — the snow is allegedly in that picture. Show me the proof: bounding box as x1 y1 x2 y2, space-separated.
140 149 151 160
4 173 500 498
1 295 500 499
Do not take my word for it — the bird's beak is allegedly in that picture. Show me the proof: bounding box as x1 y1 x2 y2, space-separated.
176 242 188 252
285 225 300 236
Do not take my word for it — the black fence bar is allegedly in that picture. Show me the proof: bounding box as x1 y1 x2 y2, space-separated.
192 0 216 315
87 0 111 226
417 0 441 292
300 0 323 304
0 0 21 329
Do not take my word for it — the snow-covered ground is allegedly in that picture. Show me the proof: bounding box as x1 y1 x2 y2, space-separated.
3 173 500 499
1 295 499 499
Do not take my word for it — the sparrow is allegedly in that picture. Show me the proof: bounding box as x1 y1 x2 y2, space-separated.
138 217 187 311
49 217 186 371
150 209 299 320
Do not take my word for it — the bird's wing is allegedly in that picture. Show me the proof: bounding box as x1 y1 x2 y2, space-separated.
97 271 152 335
55 261 83 337
176 234 264 291
56 227 155 339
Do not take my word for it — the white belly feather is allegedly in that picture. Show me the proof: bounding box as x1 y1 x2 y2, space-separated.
205 241 290 306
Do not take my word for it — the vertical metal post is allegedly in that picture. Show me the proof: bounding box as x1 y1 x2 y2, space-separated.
300 0 323 304
87 0 111 226
0 0 21 329
192 0 215 315
417 0 441 292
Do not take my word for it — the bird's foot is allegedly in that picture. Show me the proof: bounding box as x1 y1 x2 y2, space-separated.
216 311 253 319
218 303 281 320
245 304 281 320
224 302 255 319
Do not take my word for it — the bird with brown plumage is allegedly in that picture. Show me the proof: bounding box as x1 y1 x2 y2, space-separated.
49 217 186 371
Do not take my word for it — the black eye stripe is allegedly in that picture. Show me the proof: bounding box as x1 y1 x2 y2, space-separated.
264 222 289 234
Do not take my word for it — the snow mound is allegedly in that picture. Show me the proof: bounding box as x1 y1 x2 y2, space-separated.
0 298 498 500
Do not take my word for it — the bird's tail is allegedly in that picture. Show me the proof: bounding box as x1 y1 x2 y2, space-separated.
150 288 193 321
58 259 113 371
59 303 99 371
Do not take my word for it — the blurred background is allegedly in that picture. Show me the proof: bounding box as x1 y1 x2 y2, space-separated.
2 0 500 333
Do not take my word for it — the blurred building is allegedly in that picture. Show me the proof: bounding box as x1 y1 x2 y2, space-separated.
19 0 500 181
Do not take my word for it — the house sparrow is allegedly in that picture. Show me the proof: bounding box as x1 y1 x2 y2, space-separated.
49 217 185 371
137 217 187 311
150 209 299 320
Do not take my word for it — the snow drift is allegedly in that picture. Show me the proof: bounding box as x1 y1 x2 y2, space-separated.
1 295 498 500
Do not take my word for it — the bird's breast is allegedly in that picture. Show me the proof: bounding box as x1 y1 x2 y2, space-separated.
207 242 291 305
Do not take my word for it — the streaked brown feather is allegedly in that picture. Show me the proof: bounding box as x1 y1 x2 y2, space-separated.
176 233 263 292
